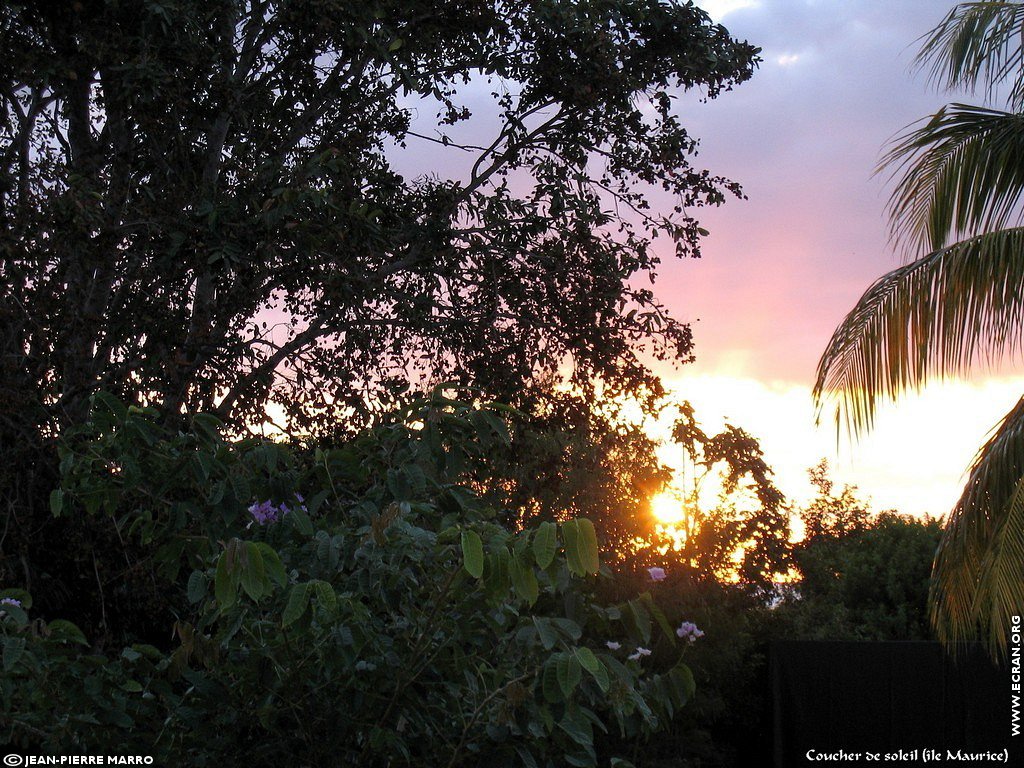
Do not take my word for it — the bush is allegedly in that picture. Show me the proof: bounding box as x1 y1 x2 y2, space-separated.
2 392 696 766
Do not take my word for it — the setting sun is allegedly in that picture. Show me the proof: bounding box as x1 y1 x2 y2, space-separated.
650 491 687 526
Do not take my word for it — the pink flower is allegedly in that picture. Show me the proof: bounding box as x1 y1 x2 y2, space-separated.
676 621 705 642
647 566 667 582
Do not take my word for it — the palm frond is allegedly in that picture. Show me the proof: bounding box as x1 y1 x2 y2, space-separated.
931 395 1024 653
916 1 1024 109
882 104 1024 253
814 227 1024 435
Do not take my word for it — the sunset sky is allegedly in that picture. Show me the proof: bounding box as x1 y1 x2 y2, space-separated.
647 0 1024 516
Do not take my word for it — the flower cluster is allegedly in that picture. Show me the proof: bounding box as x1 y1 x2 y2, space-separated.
676 621 705 643
0 597 21 608
606 640 653 661
248 494 306 525
647 566 667 582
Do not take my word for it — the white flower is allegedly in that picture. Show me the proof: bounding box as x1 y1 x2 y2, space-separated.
606 641 621 650
647 566 667 582
628 647 652 661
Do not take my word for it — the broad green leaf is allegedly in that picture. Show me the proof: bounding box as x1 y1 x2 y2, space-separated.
484 547 511 596
514 745 540 768
0 603 27 626
191 413 223 444
588 658 610 693
561 520 586 576
313 580 337 612
461 530 484 579
289 506 315 536
573 646 600 674
670 663 696 705
214 552 235 608
640 592 675 642
574 647 610 692
282 582 312 627
255 542 287 587
542 662 563 703
3 636 26 671
511 555 539 605
533 521 557 569
92 391 128 421
533 616 558 650
239 541 266 601
575 518 600 575
47 619 88 646
626 599 651 645
49 489 64 516
186 570 207 604
557 708 593 747
556 653 582 698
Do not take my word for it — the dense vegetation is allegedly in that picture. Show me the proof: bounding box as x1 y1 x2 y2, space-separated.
0 0 954 764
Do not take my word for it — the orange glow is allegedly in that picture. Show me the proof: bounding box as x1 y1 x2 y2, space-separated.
650 491 686 526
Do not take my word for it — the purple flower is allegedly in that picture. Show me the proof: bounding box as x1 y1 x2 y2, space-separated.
606 641 621 651
248 500 287 525
676 621 705 642
628 647 652 661
647 566 667 582
0 597 21 608
249 494 307 525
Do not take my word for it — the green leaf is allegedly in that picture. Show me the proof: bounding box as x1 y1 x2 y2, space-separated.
93 390 128 421
589 658 610 693
186 570 207 604
533 521 557 569
575 518 600 575
542 661 563 703
533 617 558 650
239 541 266 601
670 663 696 705
3 636 26 672
640 592 675 642
192 413 223 444
511 555 539 605
556 652 582 698
557 707 592 747
573 646 599 675
214 553 235 608
626 599 652 645
47 619 88 646
289 506 315 536
561 520 586 577
461 530 484 579
255 542 287 587
49 488 64 516
313 580 337 613
574 646 610 692
282 582 312 627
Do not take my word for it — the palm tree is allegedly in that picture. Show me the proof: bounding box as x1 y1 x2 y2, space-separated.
815 1 1024 653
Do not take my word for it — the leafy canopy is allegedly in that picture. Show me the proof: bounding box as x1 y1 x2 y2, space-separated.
1 0 759 436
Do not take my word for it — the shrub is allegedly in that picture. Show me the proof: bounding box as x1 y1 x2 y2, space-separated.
2 392 695 766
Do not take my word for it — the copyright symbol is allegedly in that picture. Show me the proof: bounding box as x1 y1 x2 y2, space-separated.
4 755 23 767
